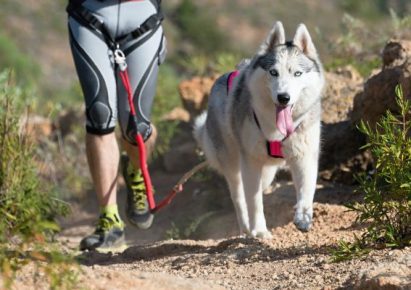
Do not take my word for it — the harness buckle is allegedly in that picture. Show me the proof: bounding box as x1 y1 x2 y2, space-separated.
114 48 127 71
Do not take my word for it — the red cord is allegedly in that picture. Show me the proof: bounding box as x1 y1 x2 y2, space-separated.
134 133 156 210
119 68 185 213
119 70 156 210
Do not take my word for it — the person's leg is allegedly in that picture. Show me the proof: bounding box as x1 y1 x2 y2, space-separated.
86 132 120 207
68 13 125 250
121 125 157 170
117 1 166 229
120 125 158 230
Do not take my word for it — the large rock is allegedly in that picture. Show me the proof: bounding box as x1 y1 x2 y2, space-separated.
20 115 54 141
352 40 411 125
320 66 370 183
170 76 218 173
178 75 218 119
161 107 190 123
382 40 411 69
322 65 363 124
352 261 411 290
321 40 411 183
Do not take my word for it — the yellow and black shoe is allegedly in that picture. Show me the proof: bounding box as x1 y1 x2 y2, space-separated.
79 213 125 251
122 155 154 229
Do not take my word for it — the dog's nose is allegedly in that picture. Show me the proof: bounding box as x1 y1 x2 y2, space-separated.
277 93 290 105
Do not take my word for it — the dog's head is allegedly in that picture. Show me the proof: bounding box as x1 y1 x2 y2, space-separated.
248 21 323 111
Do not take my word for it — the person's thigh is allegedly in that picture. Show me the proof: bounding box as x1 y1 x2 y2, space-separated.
68 17 118 135
118 27 166 143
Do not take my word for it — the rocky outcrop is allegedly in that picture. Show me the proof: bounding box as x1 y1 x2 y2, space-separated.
352 40 411 126
352 260 411 290
178 75 218 119
20 115 54 141
321 40 411 183
161 107 191 123
163 75 218 173
320 66 369 183
322 65 363 124
382 40 411 70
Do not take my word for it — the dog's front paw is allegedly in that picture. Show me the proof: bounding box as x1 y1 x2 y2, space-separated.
239 228 251 238
250 229 273 239
293 207 313 232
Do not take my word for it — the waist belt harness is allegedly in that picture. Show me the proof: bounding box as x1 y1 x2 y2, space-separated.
66 1 164 50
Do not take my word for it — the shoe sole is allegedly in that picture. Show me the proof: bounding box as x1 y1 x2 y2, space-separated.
80 234 126 252
94 243 128 253
127 212 154 230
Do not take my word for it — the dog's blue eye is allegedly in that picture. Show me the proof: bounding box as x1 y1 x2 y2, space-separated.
269 69 279 77
294 71 303 77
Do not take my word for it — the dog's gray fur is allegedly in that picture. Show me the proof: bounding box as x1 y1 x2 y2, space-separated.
194 22 325 238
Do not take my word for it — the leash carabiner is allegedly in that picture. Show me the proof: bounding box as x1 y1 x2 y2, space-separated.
114 47 127 71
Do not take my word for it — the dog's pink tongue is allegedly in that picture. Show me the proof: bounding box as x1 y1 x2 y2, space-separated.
276 106 294 136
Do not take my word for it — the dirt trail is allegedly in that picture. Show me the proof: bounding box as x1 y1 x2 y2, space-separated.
48 169 410 289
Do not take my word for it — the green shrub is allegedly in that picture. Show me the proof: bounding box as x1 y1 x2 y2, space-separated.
0 34 40 88
173 0 228 54
333 85 411 261
325 56 381 77
0 71 77 289
323 11 411 76
389 8 411 32
340 0 410 18
151 64 182 159
175 52 243 77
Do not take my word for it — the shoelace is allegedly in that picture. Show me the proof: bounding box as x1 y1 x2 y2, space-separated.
95 214 122 233
95 214 115 233
128 170 148 211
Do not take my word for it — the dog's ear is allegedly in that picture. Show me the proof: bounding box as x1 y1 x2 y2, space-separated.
293 24 317 59
258 21 285 54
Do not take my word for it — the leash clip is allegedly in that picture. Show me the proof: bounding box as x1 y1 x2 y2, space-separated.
114 48 127 71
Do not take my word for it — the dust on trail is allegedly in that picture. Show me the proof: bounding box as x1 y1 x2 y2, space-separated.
52 172 410 290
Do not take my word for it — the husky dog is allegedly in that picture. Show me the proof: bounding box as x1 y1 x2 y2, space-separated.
194 22 325 238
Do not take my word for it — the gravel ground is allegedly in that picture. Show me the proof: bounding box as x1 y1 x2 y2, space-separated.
73 201 410 290
7 178 411 290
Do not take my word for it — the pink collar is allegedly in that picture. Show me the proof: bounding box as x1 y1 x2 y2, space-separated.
227 71 284 158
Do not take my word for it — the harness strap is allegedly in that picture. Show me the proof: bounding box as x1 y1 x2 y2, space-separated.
252 111 285 158
131 12 164 39
227 70 240 94
66 2 164 49
67 3 112 44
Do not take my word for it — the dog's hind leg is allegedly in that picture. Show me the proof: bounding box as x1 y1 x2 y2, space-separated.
225 171 249 235
287 122 320 232
241 157 272 239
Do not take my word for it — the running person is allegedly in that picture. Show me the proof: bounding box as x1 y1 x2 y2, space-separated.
66 0 166 251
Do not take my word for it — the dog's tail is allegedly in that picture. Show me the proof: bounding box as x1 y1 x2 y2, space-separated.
193 111 207 148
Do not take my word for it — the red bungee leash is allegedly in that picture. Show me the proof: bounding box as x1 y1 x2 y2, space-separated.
114 48 207 214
